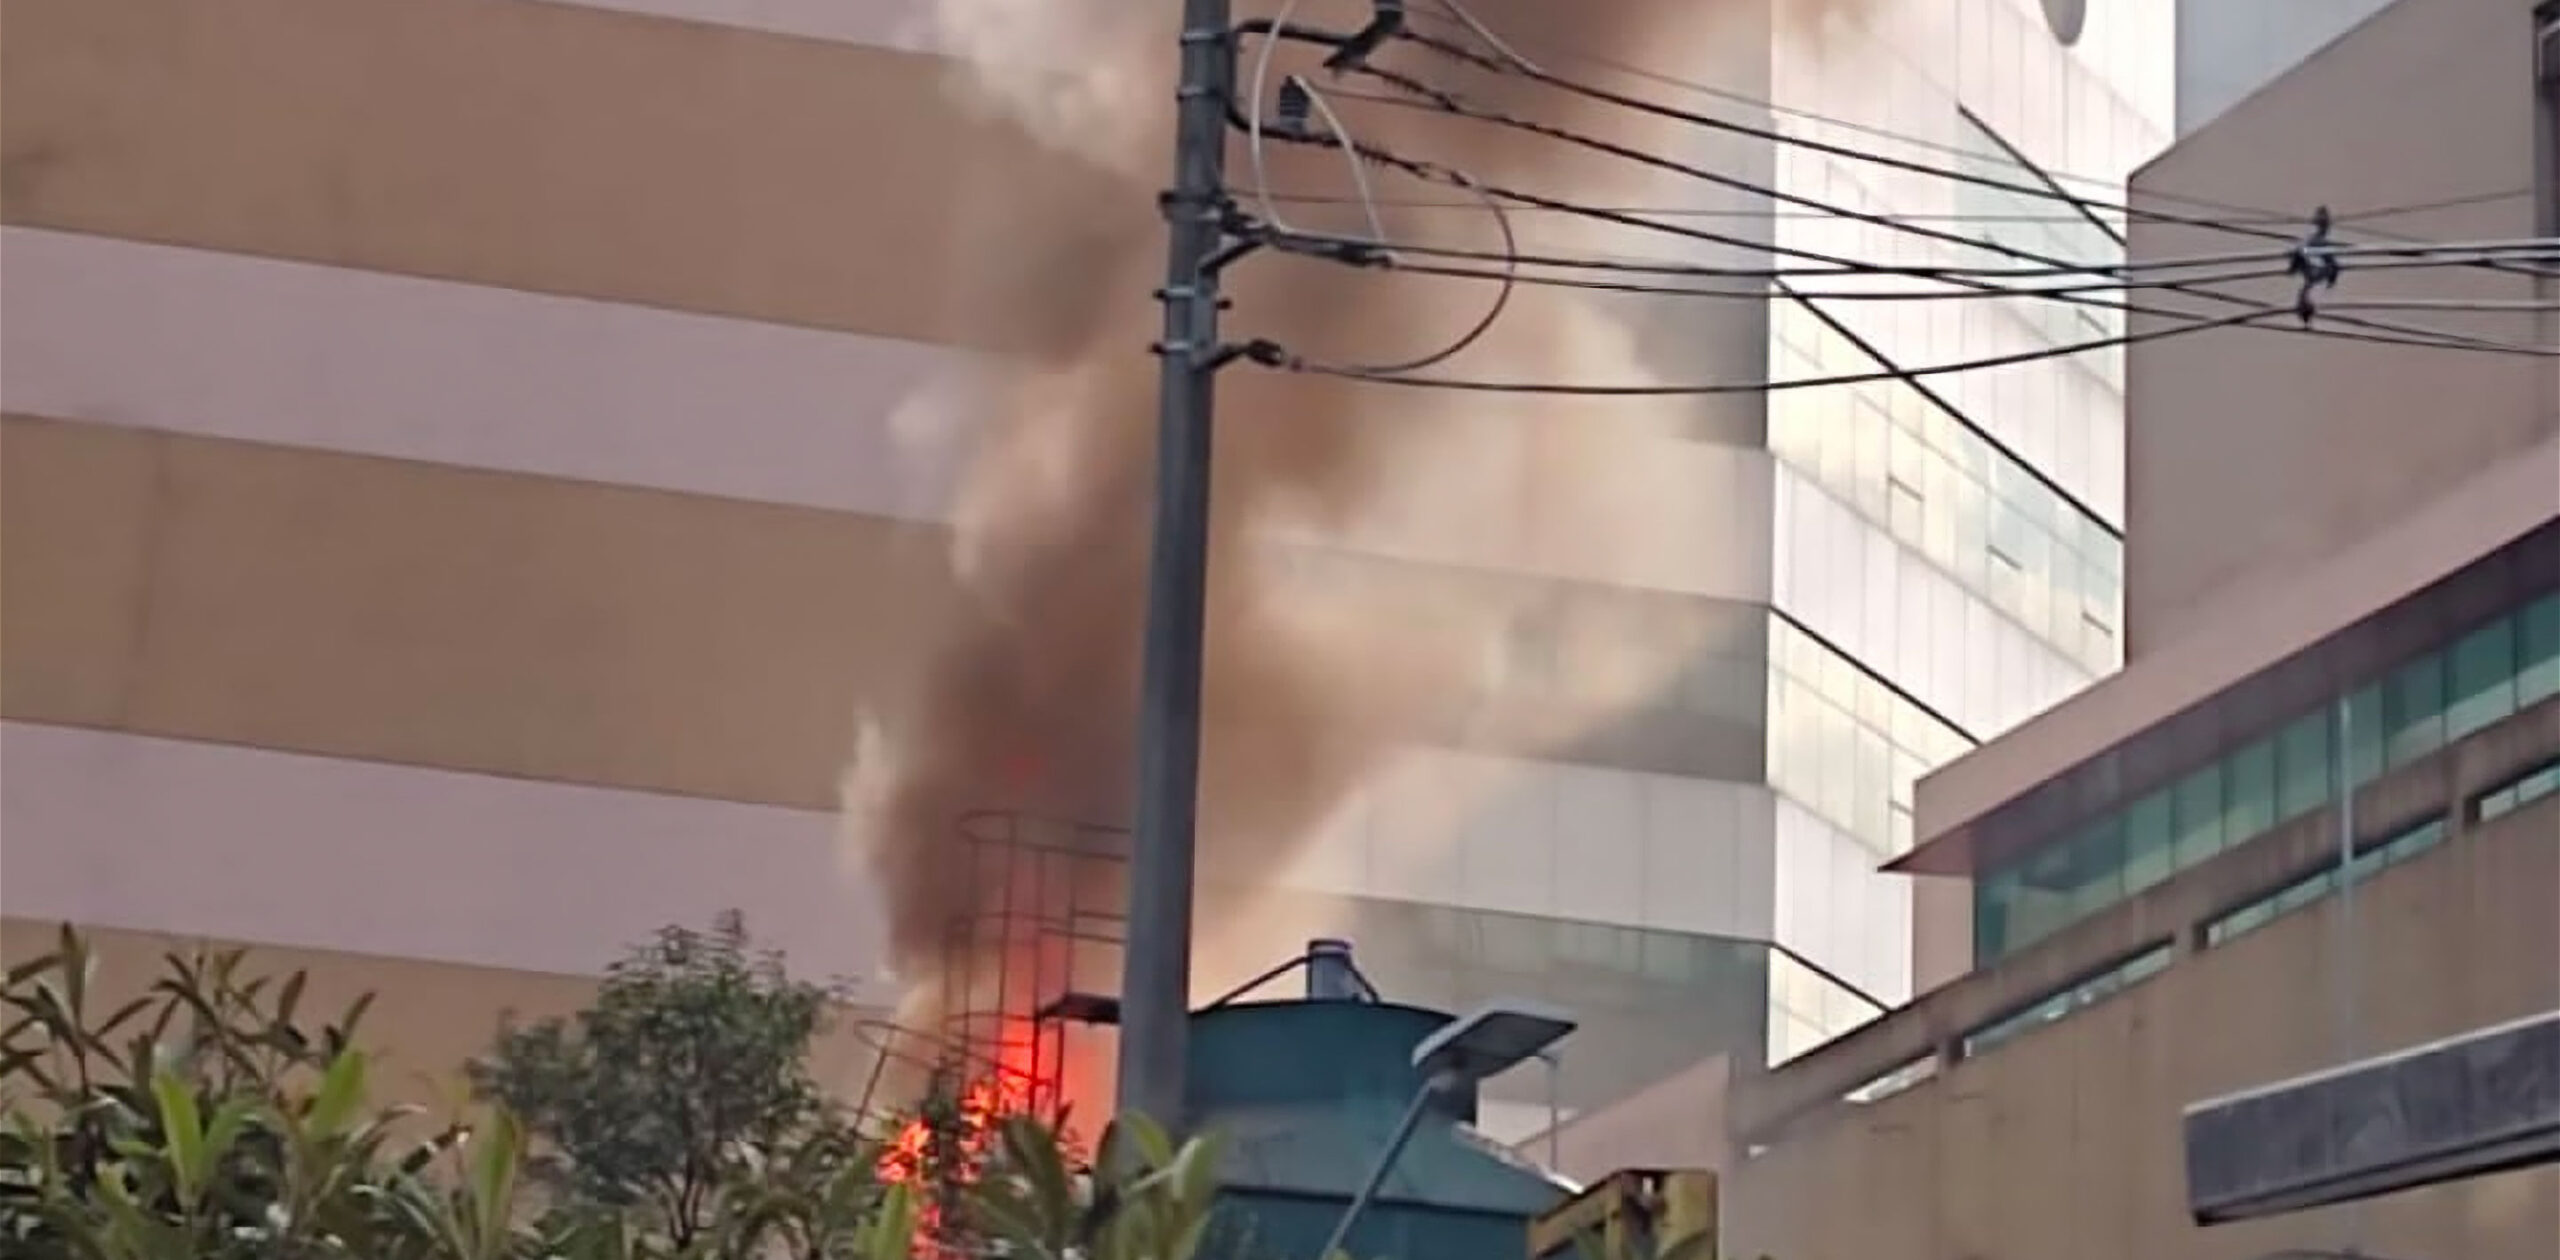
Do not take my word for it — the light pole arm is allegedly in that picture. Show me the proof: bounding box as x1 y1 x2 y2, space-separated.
1317 1074 1448 1260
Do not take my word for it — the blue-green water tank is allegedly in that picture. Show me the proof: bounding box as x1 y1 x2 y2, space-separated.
1182 999 1568 1260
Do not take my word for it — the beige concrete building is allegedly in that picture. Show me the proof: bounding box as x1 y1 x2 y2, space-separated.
3 0 2197 1133
1552 0 2560 1256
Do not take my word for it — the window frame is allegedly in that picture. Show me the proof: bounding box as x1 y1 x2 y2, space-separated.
2539 5 2559 237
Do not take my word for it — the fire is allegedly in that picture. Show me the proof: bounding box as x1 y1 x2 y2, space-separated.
876 1060 1044 1255
877 1069 1033 1186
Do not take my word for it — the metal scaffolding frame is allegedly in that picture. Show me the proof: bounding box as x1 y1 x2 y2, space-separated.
932 810 1130 1123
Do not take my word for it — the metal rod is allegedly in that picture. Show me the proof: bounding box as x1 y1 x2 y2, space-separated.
1116 0 1236 1134
1319 1074 1446 1260
2332 689 2365 1253
1205 952 1315 1010
1542 1051 1561 1172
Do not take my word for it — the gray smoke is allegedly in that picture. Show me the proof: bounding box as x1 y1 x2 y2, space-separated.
845 0 1835 1099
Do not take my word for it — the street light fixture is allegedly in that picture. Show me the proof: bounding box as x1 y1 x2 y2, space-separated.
1315 1000 1580 1259
1413 999 1578 1085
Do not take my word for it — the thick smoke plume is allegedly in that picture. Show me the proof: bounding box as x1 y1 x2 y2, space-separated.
846 0 1825 1098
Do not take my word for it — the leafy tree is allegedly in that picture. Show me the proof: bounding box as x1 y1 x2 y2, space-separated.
467 911 850 1250
0 925 468 1259
1 924 1232 1260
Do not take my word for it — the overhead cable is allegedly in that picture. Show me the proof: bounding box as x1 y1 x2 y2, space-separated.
1398 6 2531 233
1390 26 2278 241
1241 7 1520 377
1244 308 2276 395
1261 188 2540 229
1237 87 2550 357
1391 22 2560 287
1263 223 2555 286
1270 228 2558 359
1295 65 2549 355
1309 73 2559 280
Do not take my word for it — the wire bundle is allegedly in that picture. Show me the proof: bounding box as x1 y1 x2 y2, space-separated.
1224 0 2559 397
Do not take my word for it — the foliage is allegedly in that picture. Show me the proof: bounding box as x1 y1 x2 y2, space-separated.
3 923 1224 1260
973 1110 1222 1260
468 912 847 1250
0 923 458 1258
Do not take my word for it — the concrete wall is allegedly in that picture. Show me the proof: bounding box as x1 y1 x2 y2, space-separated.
0 0 1788 1121
2174 0 2398 136
2124 0 2556 655
1538 1055 1735 1185
0 920 898 1116
1716 703 2560 1260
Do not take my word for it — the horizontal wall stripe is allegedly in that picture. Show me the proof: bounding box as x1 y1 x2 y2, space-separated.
0 224 1777 602
3 416 1780 813
0 414 948 808
0 722 895 999
0 918 897 1103
2 0 1119 346
0 723 1774 1012
1261 749 1779 941
527 0 943 51
1 228 981 520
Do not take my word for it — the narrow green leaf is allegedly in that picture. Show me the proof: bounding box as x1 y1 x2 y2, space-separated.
98 1168 188 1258
1000 1114 1076 1236
275 970 307 1029
202 1093 257 1213
1168 1208 1216 1260
468 1107 525 1258
1118 1110 1175 1171
1170 1132 1222 1208
92 995 156 1042
308 1046 369 1139
331 992 377 1049
151 1069 208 1210
4 948 64 989
56 925 88 1012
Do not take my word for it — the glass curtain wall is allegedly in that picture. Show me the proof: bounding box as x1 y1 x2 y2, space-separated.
1977 591 2560 961
1757 0 2170 1064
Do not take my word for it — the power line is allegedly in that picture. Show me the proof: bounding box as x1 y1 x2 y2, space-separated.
1310 71 2560 282
1265 186 2536 228
1245 308 2275 395
1291 242 2560 328
1389 26 2264 242
1333 57 2553 354
1242 73 2552 357
1402 5 2140 195
1242 0 1518 378
1390 23 2560 288
1267 227 2559 359
1263 190 2188 224
1772 273 2120 542
1400 5 2527 234
1263 223 2554 287
1357 254 2279 301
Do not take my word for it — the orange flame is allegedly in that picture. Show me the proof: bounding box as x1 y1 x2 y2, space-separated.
877 1061 1044 1256
879 1073 1032 1173
876 1025 1046 1193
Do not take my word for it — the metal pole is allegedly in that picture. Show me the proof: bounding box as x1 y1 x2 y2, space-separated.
1117 0 1236 1133
1544 1051 1561 1172
2333 691 2360 1052
2332 690 2365 1253
1319 1076 1446 1260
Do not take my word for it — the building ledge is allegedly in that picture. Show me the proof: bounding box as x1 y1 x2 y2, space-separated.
1895 434 2559 877
1734 699 2560 1147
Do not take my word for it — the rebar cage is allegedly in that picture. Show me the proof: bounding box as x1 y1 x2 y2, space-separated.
934 809 1129 1123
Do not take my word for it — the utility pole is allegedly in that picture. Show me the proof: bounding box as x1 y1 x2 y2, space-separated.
1118 0 1238 1132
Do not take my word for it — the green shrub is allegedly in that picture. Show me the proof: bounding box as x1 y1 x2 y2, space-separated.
3 923 1221 1260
